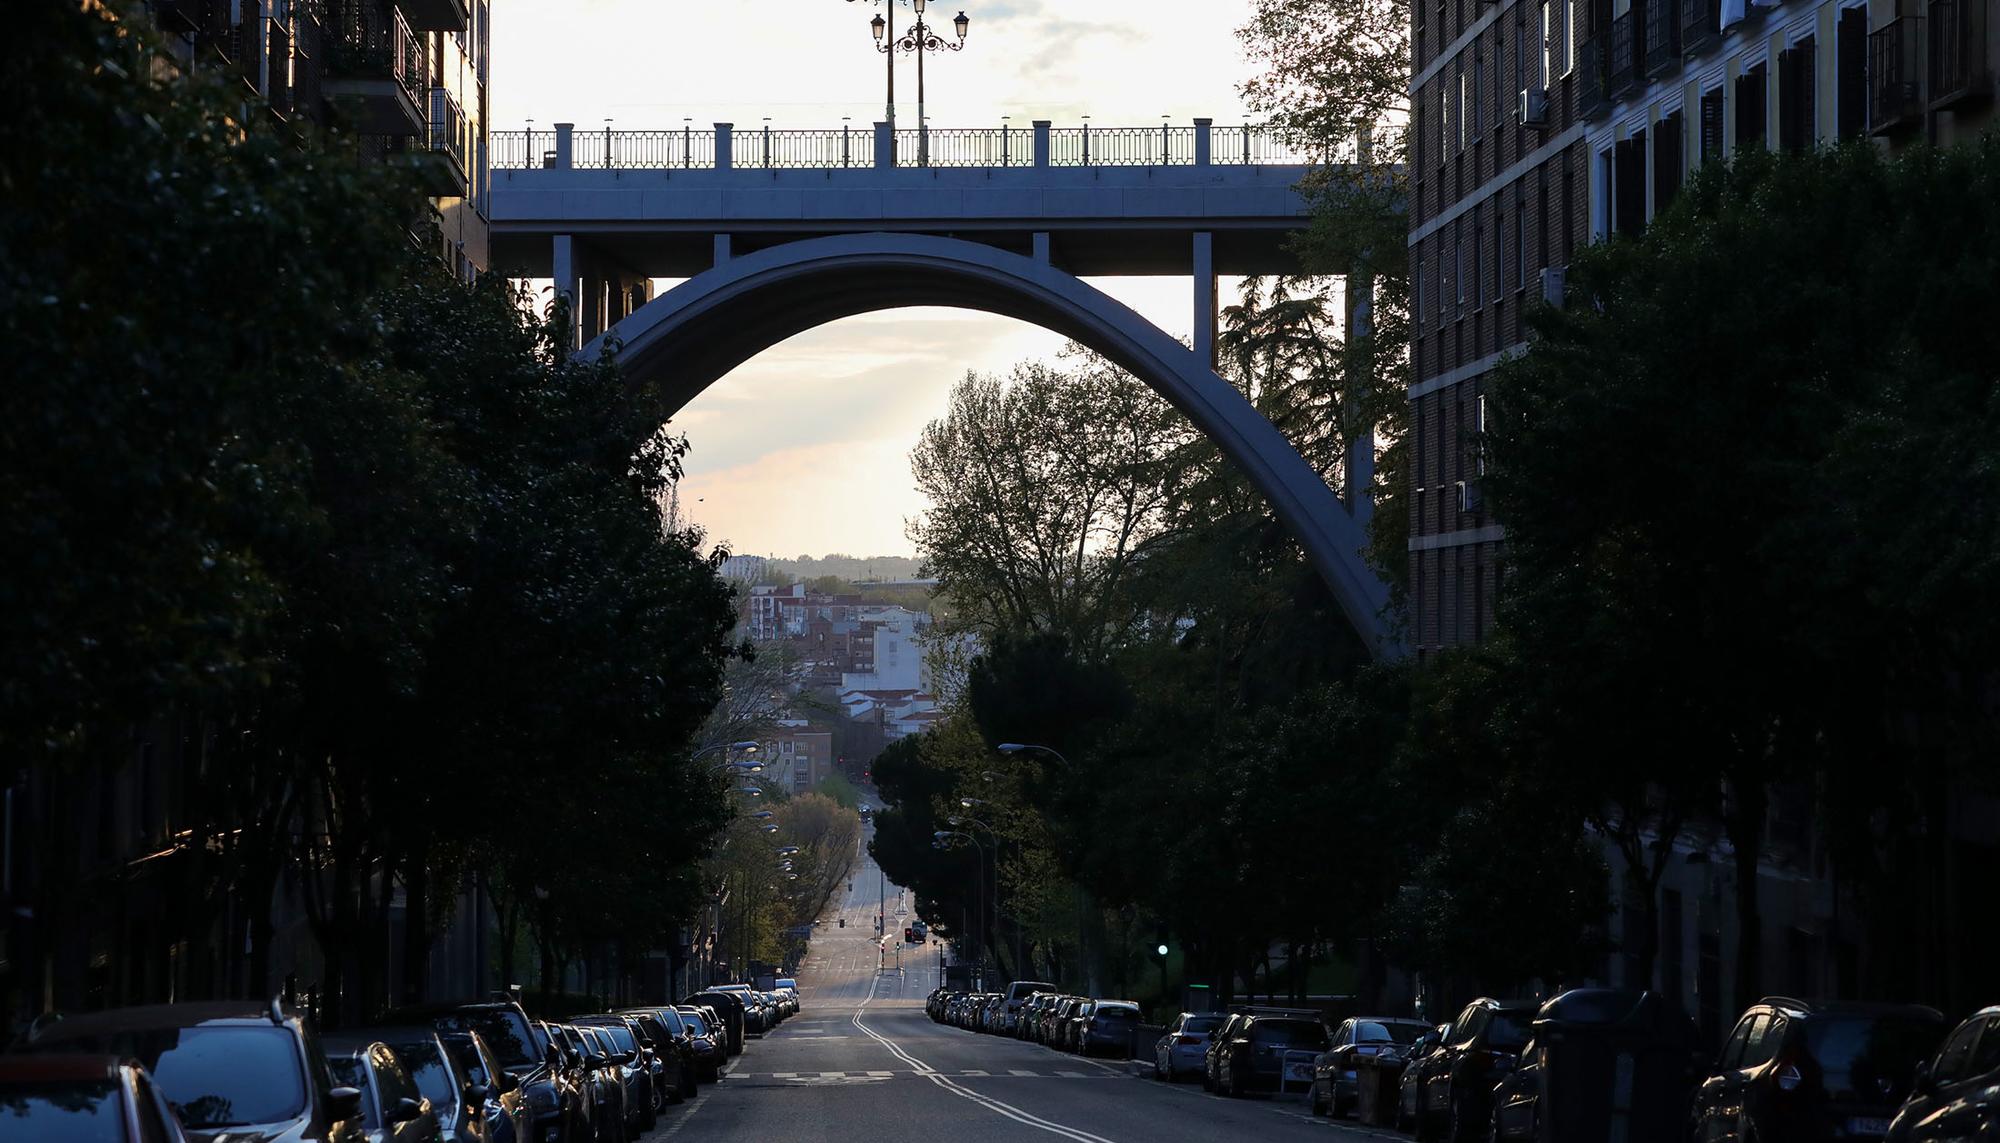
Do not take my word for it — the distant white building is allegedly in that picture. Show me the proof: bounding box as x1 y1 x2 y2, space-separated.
840 607 928 693
719 554 769 583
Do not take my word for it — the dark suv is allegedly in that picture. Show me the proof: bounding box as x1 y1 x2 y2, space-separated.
19 999 365 1142
1890 1004 2000 1142
382 999 583 1143
1418 997 1537 1141
1214 1015 1331 1097
1691 998 1946 1143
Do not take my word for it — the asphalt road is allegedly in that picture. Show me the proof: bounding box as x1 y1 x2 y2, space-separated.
637 838 1397 1143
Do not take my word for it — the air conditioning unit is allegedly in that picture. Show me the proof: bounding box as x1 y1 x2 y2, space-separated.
1457 480 1484 513
1540 265 1567 308
1518 86 1550 127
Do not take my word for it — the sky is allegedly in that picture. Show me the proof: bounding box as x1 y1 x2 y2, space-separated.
491 0 1265 559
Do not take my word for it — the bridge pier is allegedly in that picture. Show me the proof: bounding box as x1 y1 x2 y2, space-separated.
1192 232 1216 368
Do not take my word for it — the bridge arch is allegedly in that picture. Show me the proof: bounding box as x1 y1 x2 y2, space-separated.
596 232 1395 656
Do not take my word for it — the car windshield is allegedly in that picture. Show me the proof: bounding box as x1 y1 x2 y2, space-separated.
434 1010 538 1071
1806 1016 1944 1104
387 1037 458 1112
1489 1012 1533 1049
592 1026 638 1053
50 1025 307 1128
1255 1021 1330 1048
1184 1016 1223 1034
1359 1022 1427 1044
0 1079 126 1142
442 1037 490 1086
1096 1007 1138 1020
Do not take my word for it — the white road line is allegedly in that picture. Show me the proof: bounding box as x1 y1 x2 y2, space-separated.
850 974 1124 1143
1010 1069 1038 1076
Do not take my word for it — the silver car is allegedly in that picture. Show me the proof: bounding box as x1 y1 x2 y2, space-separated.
1152 1012 1225 1081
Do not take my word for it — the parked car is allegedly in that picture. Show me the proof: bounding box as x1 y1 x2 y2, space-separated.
1310 1016 1428 1118
322 1034 444 1142
534 1020 597 1143
1394 1024 1455 1134
1061 1000 1096 1052
1485 988 1700 1143
1014 993 1055 1040
682 991 747 1056
21 999 367 1142
437 1029 534 1143
1214 1014 1330 1098
672 1007 725 1084
575 1019 656 1133
1690 998 1947 1143
1418 998 1536 1141
1890 1004 2000 1142
1204 1012 1256 1091
1079 1001 1142 1058
616 1008 698 1102
1003 980 1058 1037
572 1026 635 1142
0 1054 190 1142
1046 997 1085 1046
1153 1012 1226 1082
360 1027 492 1143
386 1000 580 1143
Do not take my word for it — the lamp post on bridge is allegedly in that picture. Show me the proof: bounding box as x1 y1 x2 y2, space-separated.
871 0 969 168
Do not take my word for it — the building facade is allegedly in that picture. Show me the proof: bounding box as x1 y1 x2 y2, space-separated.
1406 0 1993 657
144 0 492 278
1407 0 1997 1034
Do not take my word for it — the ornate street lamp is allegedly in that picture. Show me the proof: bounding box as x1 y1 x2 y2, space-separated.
872 0 969 167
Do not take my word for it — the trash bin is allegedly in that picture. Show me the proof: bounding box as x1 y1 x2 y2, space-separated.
1532 988 1698 1143
1353 1049 1405 1126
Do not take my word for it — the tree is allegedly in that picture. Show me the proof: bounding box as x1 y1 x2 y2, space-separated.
1484 140 2000 1009
909 348 1196 659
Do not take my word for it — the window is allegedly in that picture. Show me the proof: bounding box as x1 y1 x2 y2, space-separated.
1455 225 1467 313
1475 394 1488 475
1836 7 1867 138
1471 50 1484 141
1779 37 1817 152
1414 258 1427 327
1736 61 1769 148
1514 198 1528 289
1558 0 1575 74
1440 74 1454 161
1654 110 1684 212
1540 0 1554 87
1458 64 1472 151
1473 214 1485 308
1699 87 1726 161
1743 1015 1785 1068
1932 1019 1985 1085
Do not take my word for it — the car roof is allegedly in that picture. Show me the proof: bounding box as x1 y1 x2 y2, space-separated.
31 1002 303 1043
0 1055 128 1083
1758 997 1946 1020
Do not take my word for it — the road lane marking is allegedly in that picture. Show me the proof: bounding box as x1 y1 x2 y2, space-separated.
1010 1069 1038 1076
850 975 1123 1143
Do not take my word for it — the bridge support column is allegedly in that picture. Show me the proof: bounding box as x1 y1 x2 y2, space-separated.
1344 274 1376 525
1032 232 1051 266
713 234 732 268
1192 231 1217 368
551 233 578 349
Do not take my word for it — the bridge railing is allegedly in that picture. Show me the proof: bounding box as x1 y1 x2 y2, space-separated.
489 121 1397 172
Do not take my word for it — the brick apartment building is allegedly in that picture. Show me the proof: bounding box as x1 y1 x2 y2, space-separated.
1406 0 1995 656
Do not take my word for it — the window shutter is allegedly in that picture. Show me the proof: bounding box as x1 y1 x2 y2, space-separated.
1798 37 1817 145
1700 88 1725 159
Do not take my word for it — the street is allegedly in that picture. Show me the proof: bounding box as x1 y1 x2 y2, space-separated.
655 843 1392 1143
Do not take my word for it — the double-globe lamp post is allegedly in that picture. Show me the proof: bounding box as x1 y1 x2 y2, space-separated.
867 0 969 168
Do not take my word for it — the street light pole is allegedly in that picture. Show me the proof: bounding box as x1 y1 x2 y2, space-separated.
873 1 969 167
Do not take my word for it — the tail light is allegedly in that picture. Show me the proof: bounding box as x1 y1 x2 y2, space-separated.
1774 1059 1803 1092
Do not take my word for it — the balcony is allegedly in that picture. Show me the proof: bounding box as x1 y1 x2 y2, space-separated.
1644 0 1681 76
1929 0 1992 109
1609 9 1643 96
398 0 469 32
418 86 470 196
322 0 426 136
1870 18 1925 132
1681 0 1720 52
